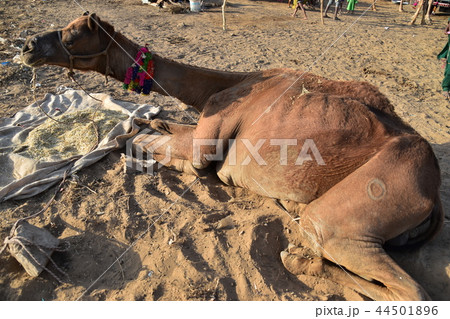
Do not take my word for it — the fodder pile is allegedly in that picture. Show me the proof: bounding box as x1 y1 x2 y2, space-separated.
21 109 128 161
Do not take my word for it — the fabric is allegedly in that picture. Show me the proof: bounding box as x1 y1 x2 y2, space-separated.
346 0 357 10
437 36 450 91
0 89 160 202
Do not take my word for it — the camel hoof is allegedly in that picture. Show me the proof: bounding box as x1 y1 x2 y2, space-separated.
281 250 305 275
151 119 172 134
134 118 153 127
192 162 205 169
281 250 324 276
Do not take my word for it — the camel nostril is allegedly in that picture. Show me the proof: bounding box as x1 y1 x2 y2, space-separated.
22 44 30 53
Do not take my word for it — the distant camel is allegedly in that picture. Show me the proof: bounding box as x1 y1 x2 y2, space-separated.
22 13 443 300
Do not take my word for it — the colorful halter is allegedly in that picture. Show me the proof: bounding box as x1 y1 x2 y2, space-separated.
123 47 154 95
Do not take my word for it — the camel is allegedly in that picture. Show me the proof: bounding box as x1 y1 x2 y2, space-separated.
21 13 444 301
409 0 434 25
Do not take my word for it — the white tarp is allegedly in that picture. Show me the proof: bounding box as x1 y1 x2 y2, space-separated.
0 89 159 202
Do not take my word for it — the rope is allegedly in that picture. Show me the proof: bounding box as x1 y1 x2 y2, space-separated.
67 72 103 103
31 69 63 124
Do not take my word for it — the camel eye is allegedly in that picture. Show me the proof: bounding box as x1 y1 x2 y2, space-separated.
64 41 74 47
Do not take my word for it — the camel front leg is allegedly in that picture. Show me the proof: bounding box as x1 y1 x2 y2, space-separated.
134 112 237 173
134 118 196 135
132 121 197 174
132 120 223 176
132 132 206 176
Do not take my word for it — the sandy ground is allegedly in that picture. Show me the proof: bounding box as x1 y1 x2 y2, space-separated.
0 0 449 301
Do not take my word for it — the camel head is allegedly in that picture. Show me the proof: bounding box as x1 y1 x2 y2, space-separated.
21 12 115 73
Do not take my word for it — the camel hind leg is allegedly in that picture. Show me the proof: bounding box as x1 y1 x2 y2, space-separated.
281 243 427 300
282 135 440 300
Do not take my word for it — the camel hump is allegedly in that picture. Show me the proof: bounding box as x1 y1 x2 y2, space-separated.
385 195 444 250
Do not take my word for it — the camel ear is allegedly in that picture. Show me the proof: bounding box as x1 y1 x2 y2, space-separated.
87 13 99 32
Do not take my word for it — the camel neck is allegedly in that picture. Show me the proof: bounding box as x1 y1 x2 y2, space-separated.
150 55 254 112
106 33 255 112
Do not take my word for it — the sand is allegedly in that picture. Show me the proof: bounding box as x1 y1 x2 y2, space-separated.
0 0 449 301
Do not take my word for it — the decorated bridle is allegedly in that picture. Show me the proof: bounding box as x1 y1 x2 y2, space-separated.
58 27 116 84
122 46 155 95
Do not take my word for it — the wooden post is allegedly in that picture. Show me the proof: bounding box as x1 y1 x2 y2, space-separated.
320 0 324 25
222 0 227 31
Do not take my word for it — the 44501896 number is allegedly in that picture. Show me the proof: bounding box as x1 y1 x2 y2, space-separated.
376 306 438 316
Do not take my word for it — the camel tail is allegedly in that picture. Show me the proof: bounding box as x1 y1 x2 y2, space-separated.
385 196 444 251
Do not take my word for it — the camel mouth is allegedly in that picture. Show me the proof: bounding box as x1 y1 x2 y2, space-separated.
21 51 46 68
21 36 51 67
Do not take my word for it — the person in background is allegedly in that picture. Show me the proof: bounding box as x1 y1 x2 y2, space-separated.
292 0 308 19
323 0 343 20
437 18 450 100
346 0 357 14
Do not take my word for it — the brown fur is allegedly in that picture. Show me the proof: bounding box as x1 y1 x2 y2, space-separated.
22 14 444 300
